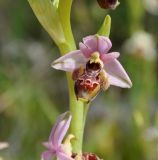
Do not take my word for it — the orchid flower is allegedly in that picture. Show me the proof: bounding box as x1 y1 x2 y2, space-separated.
42 112 74 160
52 35 132 102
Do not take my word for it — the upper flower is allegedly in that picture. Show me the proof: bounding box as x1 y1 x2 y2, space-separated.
97 0 120 10
42 112 74 160
52 35 132 89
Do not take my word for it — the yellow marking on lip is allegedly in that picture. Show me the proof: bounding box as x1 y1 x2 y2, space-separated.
90 52 104 68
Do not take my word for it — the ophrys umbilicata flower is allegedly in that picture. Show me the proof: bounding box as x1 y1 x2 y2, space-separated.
52 35 132 102
42 112 74 160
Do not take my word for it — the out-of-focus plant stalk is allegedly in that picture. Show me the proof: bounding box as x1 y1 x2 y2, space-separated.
126 0 156 129
127 0 144 34
129 59 156 128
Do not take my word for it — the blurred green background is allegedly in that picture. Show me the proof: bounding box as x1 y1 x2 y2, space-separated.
0 0 158 160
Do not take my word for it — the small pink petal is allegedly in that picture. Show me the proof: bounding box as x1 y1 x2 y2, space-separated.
57 151 74 160
82 35 98 52
98 36 112 54
49 112 72 147
101 52 120 63
104 59 132 88
42 151 54 160
79 42 92 58
51 51 87 72
80 35 112 57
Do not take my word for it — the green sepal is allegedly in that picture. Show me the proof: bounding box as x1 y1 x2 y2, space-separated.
28 0 75 53
28 0 65 45
97 15 111 37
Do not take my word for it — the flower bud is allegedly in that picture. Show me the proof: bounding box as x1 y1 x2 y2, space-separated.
97 0 120 10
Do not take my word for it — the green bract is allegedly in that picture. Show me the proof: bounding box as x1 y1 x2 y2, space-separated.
98 15 111 37
28 0 75 52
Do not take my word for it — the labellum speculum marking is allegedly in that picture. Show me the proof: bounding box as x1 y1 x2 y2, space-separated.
72 52 109 103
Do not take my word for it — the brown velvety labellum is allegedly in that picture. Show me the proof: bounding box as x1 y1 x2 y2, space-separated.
73 61 102 103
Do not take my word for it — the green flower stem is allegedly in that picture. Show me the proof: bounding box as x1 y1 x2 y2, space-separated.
66 73 85 153
57 8 87 153
59 41 88 153
83 103 90 129
59 42 90 154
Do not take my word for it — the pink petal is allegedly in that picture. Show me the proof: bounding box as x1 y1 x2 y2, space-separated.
101 52 120 63
98 36 112 54
49 112 72 147
79 42 92 58
52 50 87 72
57 151 74 160
42 151 54 160
104 59 132 88
82 35 98 52
80 35 112 57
